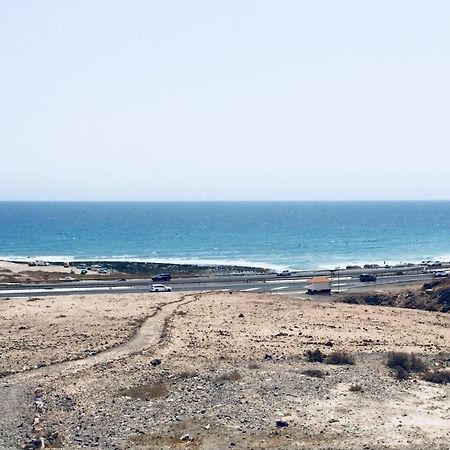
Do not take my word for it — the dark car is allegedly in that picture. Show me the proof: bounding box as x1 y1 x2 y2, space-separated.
152 273 172 282
359 273 377 282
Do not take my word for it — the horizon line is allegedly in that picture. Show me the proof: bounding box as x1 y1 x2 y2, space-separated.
0 199 449 203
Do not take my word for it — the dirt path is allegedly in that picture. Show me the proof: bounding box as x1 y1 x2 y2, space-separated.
0 293 200 449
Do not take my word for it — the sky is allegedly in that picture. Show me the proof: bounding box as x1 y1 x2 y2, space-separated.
1 1 449 201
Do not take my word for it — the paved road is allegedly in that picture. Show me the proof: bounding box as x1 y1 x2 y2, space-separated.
0 272 434 298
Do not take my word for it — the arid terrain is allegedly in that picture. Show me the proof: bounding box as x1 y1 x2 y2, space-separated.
0 290 449 449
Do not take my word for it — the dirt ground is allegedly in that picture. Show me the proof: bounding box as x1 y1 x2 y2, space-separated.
0 291 449 449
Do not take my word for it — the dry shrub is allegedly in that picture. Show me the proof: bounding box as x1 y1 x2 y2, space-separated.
216 370 242 382
305 349 325 363
422 370 450 384
248 362 261 370
349 383 363 392
178 370 198 379
119 382 169 400
301 369 325 378
387 352 427 380
326 351 355 365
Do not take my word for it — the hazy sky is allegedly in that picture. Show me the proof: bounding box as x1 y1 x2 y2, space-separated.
1 1 449 200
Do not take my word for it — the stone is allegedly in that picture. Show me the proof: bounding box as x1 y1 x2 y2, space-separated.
150 359 161 367
276 420 289 428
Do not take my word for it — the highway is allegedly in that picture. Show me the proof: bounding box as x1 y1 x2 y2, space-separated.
0 271 435 299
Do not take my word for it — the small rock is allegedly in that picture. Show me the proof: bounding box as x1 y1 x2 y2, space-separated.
150 359 161 367
264 353 273 361
238 313 244 318
276 420 289 428
180 434 191 441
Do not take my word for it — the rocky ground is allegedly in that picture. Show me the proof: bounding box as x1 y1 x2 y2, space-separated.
342 278 450 313
0 291 449 449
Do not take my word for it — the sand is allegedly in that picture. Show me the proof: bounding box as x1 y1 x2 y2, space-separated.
0 291 449 449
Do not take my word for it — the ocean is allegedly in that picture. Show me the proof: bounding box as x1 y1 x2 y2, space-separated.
0 201 449 270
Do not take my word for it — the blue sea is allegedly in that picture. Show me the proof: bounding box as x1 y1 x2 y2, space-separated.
0 202 449 270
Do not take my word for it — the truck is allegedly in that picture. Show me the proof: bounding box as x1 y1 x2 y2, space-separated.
307 277 332 294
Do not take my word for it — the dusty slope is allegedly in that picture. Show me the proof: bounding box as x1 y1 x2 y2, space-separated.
0 292 449 449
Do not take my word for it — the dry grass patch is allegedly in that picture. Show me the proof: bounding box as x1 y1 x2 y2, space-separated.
349 383 364 392
119 382 169 400
301 369 325 378
326 351 355 365
248 362 261 370
216 370 242 382
386 352 427 380
422 370 450 384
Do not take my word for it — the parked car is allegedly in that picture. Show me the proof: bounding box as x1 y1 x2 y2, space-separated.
277 270 292 277
149 284 172 292
152 273 172 282
80 269 88 275
433 271 448 278
359 273 377 282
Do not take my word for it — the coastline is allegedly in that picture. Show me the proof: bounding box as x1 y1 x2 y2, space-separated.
1 256 448 285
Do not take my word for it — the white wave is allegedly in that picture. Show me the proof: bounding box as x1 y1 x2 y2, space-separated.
0 254 284 271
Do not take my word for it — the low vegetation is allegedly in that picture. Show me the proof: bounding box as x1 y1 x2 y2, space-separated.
301 369 325 378
349 383 364 392
386 352 428 380
119 382 169 400
326 351 355 365
216 370 242 382
305 349 355 365
422 370 450 384
305 349 325 363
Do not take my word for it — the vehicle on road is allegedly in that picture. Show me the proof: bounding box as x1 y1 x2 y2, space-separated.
277 270 292 277
36 260 49 266
80 269 88 275
60 276 76 282
359 273 377 282
149 284 172 292
152 273 172 282
433 270 448 278
307 277 331 294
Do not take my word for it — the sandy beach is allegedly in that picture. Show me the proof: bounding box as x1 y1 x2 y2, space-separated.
0 290 449 449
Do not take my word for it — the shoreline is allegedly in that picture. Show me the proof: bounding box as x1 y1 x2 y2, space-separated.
2 254 450 273
2 257 449 275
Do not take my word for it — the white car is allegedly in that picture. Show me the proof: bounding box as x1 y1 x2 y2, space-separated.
433 271 448 278
60 276 76 282
277 270 292 277
150 284 172 292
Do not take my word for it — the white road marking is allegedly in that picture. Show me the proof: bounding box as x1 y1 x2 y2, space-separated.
275 290 306 295
0 286 133 295
240 287 261 292
270 286 290 291
265 279 309 284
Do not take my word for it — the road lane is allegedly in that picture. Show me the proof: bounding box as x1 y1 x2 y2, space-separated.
0 273 434 299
